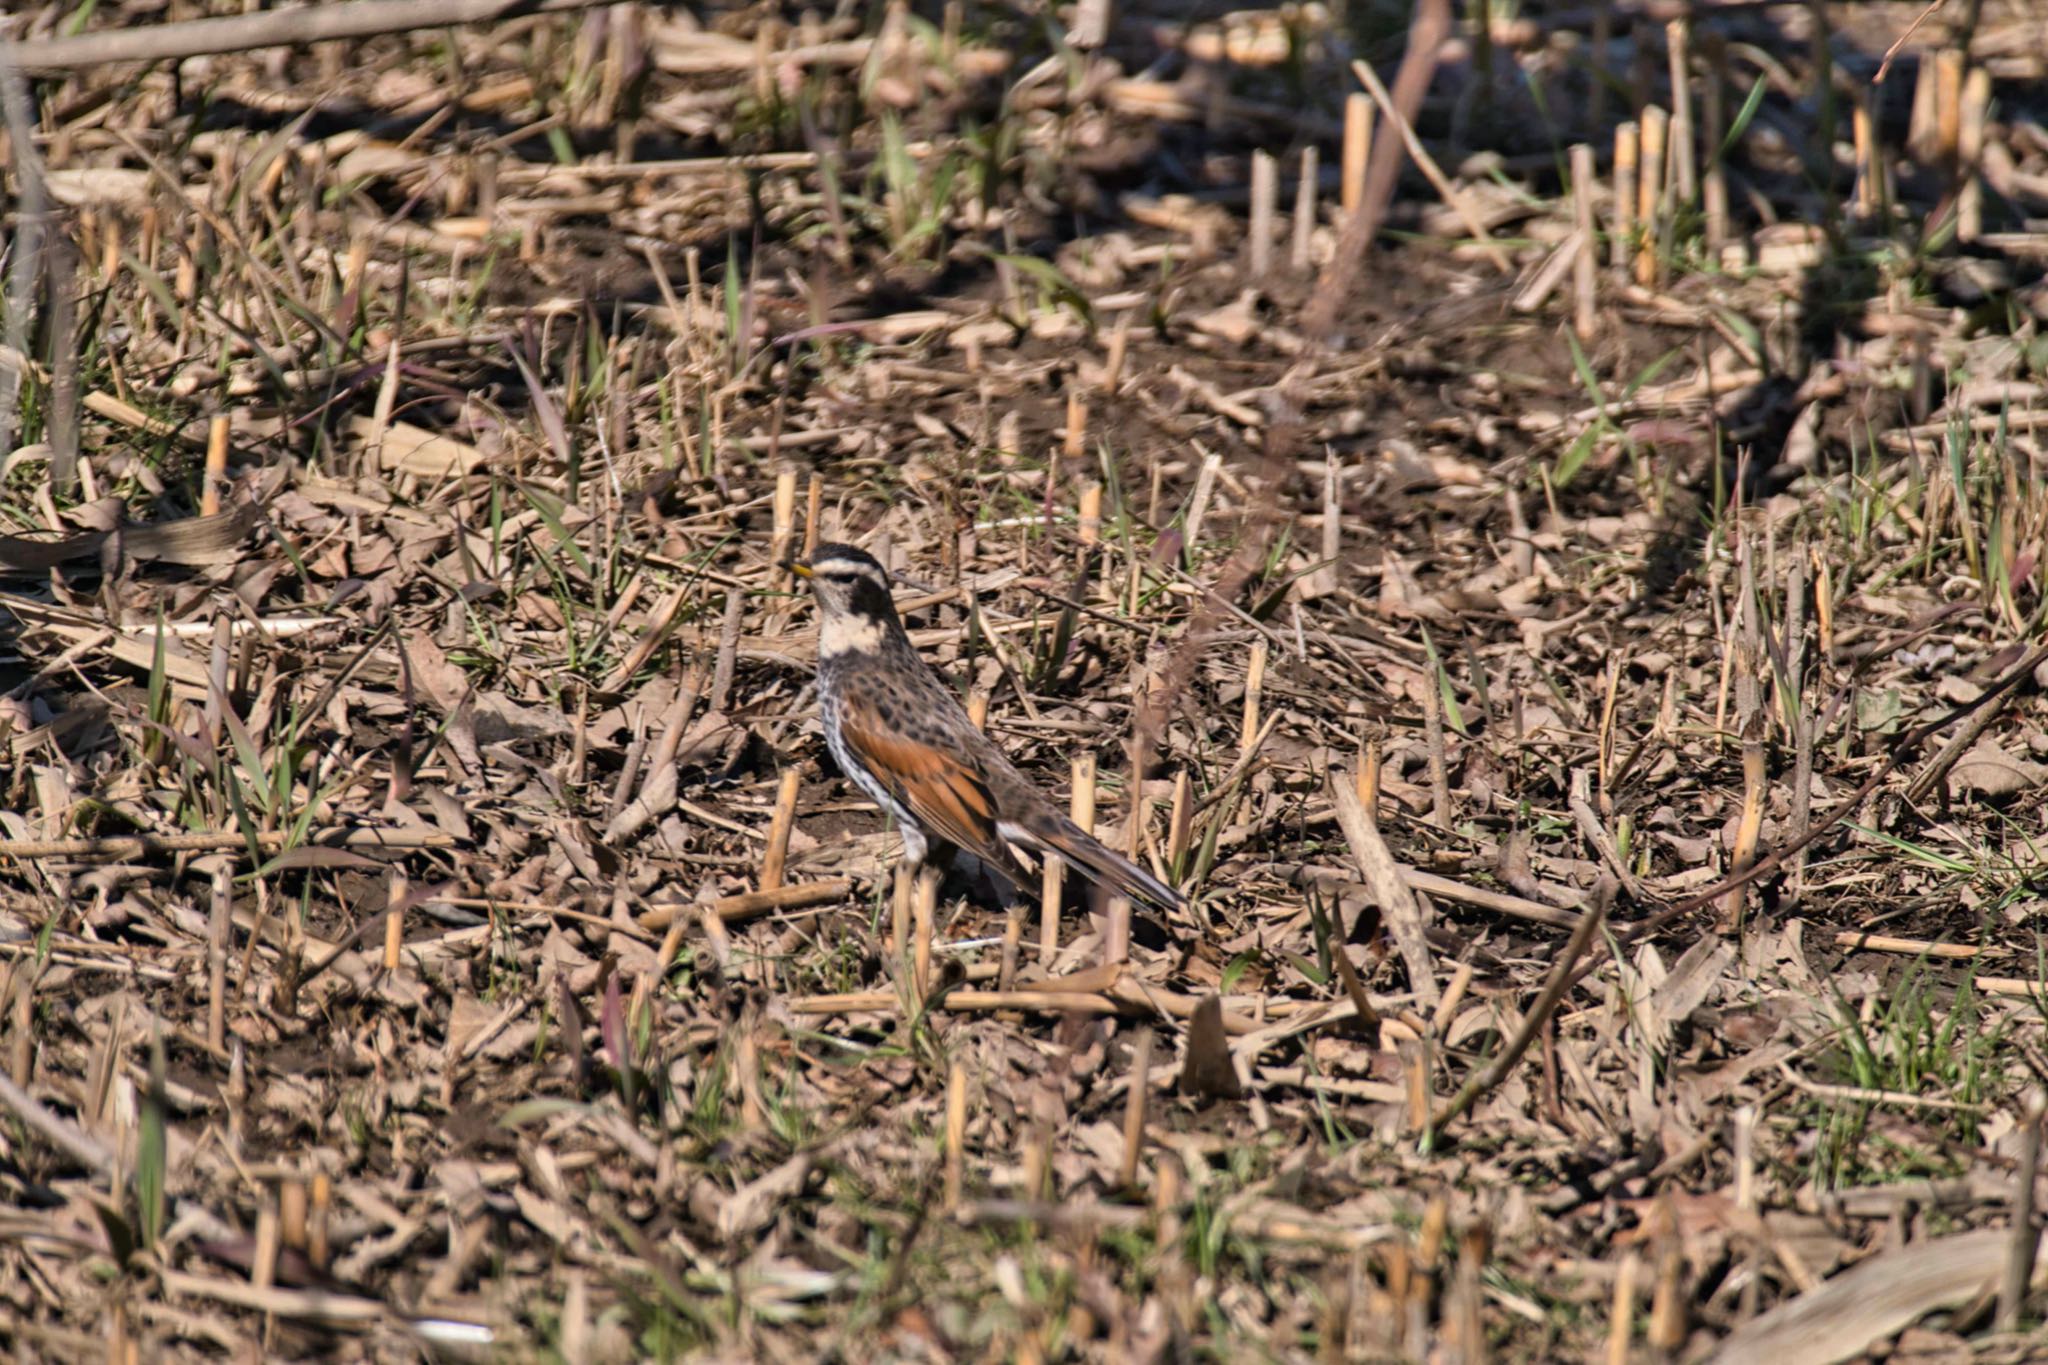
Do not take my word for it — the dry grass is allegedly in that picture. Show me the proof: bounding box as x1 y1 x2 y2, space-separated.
2 0 2048 1360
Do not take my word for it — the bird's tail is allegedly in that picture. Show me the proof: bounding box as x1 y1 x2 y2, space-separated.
1040 817 1186 913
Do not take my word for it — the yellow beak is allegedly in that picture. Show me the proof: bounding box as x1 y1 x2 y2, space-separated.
784 559 813 579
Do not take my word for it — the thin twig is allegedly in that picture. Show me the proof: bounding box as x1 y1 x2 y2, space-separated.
1347 58 1513 274
1429 878 1614 1133
0 0 620 70
1874 0 1952 84
0 40 50 462
1330 768 1438 1009
0 1072 114 1172
0 828 455 860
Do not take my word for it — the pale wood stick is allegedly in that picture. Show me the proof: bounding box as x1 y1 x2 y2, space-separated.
1330 770 1438 1009
913 867 937 998
1431 961 1474 1036
1908 51 1938 163
1647 1237 1686 1352
1390 866 1579 929
1570 143 1599 339
888 863 912 957
655 915 689 978
308 1174 331 1271
1511 229 1588 314
998 907 1022 992
1734 1103 1758 1212
1101 313 1130 394
1022 1132 1048 1204
1412 1197 1447 1353
1165 769 1192 872
1832 932 1986 959
1612 121 1639 271
1962 977 2048 1001
1038 846 1063 968
1078 482 1103 546
1043 753 1096 965
1240 642 1268 759
1665 19 1696 201
944 1058 968 1211
1313 451 1342 596
1958 66 1990 242
769 468 798 590
1291 146 1318 271
965 690 990 729
695 904 732 974
1421 670 1451 829
1183 448 1221 550
1071 0 1111 48
1813 551 1835 657
1117 1029 1154 1189
280 1177 308 1251
1349 60 1513 273
7 973 30 1086
1341 93 1373 219
200 414 230 518
1702 34 1730 247
46 234 80 499
1597 656 1622 808
802 473 823 559
791 988 1129 1016
1605 1253 1639 1365
1727 733 1766 923
750 19 775 105
251 1197 281 1291
1405 1038 1432 1134
1635 105 1668 286
1934 48 1964 165
383 870 406 973
207 861 231 1054
1064 389 1087 462
758 769 803 893
1248 150 1278 277
736 1017 765 1130
1852 92 1879 221
1152 1156 1181 1252
640 878 852 929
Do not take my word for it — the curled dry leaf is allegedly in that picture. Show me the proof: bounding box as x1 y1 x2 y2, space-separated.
1949 741 2048 798
43 166 155 209
1717 1230 2031 1365
349 417 484 479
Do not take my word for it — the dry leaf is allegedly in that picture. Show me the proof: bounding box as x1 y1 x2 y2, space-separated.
350 417 484 479
1950 741 2048 798
1716 1230 2028 1365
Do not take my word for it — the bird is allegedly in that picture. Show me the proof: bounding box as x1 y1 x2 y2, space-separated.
788 542 1185 913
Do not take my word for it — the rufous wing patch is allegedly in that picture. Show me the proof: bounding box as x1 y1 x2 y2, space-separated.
837 692 1004 861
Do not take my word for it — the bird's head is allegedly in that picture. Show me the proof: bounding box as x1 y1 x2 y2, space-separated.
786 542 902 655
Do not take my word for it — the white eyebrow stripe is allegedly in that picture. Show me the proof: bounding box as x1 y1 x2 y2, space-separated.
814 559 888 585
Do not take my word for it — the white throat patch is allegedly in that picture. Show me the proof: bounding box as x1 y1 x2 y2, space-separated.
819 613 887 656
